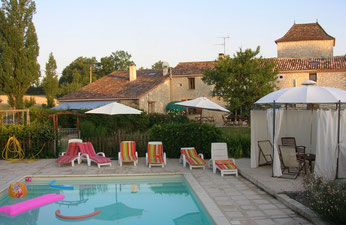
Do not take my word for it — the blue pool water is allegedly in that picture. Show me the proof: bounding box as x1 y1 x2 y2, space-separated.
0 175 215 225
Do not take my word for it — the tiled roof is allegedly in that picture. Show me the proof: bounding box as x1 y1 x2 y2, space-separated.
173 61 217 75
275 22 335 45
172 56 346 75
271 56 346 72
59 69 169 101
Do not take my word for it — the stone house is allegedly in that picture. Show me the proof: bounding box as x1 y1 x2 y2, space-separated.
59 22 345 125
58 65 171 114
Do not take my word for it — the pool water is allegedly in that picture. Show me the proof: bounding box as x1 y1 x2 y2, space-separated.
0 175 215 225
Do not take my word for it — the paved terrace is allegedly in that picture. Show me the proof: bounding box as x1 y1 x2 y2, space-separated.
0 158 312 225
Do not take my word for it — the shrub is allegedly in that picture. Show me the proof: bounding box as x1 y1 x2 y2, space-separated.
24 97 36 108
81 121 108 137
0 123 56 158
303 175 346 224
149 123 223 158
149 112 189 127
224 134 251 158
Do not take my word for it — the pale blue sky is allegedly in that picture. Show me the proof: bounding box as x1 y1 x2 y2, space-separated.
33 0 346 75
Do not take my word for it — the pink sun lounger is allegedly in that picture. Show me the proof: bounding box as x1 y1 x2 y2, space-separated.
0 193 65 216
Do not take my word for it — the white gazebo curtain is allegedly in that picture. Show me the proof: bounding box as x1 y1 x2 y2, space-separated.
251 109 346 179
266 109 283 177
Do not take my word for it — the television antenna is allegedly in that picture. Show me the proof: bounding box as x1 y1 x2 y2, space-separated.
216 36 230 54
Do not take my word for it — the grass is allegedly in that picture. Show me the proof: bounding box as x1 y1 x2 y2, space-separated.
219 127 250 137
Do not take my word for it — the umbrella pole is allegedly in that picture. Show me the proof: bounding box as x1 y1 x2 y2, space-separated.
336 100 341 179
272 101 276 177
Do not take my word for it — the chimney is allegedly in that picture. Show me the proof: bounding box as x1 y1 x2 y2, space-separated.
129 64 136 81
218 53 225 60
162 61 169 76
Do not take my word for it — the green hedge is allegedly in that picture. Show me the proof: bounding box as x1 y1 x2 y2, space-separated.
0 123 56 158
149 123 224 158
224 134 251 158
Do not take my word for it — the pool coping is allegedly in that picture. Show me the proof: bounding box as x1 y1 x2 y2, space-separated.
1 173 230 225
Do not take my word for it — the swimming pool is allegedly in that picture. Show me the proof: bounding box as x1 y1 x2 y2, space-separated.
0 175 215 225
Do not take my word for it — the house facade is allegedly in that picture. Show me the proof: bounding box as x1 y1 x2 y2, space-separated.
59 22 345 125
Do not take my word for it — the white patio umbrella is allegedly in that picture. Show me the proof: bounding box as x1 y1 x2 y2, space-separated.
85 102 142 132
174 97 230 113
174 97 229 122
255 81 346 104
254 81 346 178
85 102 142 115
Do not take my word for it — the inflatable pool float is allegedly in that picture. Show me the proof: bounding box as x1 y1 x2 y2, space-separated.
55 209 101 219
49 180 74 190
0 193 65 216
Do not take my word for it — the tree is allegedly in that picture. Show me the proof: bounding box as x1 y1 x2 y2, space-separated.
42 53 59 108
202 47 278 119
151 60 163 69
97 50 134 76
0 0 40 109
59 56 98 85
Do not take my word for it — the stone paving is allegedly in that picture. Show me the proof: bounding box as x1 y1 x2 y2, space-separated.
0 158 313 225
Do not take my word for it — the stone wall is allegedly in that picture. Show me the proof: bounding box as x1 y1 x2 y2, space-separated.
171 75 227 125
138 79 171 113
0 95 58 107
277 40 334 58
276 71 346 90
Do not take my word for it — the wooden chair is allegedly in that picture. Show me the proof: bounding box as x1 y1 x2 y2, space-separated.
281 137 306 159
257 140 273 166
222 115 232 126
279 145 305 179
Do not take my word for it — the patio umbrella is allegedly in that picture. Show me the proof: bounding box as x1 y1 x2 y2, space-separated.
255 81 346 104
85 102 142 132
174 97 229 122
85 102 142 115
254 80 346 178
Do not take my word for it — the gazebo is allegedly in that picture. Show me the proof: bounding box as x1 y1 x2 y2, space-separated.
251 81 346 179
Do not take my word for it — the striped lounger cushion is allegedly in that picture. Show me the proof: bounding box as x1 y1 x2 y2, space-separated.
56 142 79 164
148 144 164 164
181 148 206 165
80 142 111 163
121 142 137 162
215 160 238 170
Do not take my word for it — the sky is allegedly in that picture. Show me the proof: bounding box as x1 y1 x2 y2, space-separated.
33 0 346 76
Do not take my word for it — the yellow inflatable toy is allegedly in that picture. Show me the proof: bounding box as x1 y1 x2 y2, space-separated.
8 182 27 198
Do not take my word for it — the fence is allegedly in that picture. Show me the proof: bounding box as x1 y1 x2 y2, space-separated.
82 133 151 159
0 138 55 159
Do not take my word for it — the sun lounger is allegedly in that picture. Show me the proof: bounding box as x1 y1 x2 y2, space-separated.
119 141 138 166
180 147 206 170
279 145 305 179
208 142 238 176
281 137 306 159
56 142 80 167
258 140 273 166
146 142 166 168
68 139 82 144
78 142 112 168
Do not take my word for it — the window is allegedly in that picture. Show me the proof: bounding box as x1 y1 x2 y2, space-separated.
148 101 155 113
188 78 195 89
309 73 317 82
278 75 284 80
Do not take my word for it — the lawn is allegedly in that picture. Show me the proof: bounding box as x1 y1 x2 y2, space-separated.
219 126 250 137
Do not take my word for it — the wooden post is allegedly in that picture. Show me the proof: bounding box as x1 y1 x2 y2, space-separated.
89 65 92 84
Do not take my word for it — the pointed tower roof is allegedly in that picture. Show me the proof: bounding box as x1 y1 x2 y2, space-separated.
275 22 335 46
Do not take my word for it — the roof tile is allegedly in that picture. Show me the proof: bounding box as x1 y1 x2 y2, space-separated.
59 69 168 101
275 22 335 45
